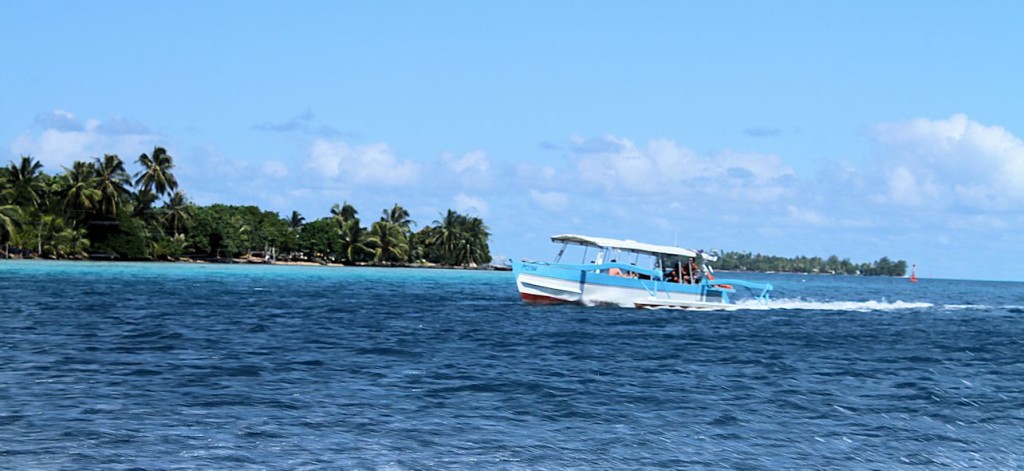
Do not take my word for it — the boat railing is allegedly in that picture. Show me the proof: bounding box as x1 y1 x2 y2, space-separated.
701 278 773 304
540 261 664 279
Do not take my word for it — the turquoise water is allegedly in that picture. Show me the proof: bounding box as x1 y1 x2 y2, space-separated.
2 260 1023 469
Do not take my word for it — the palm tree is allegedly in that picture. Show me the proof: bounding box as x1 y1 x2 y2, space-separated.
382 203 414 232
409 225 436 262
428 209 491 266
237 221 253 255
328 203 364 264
94 154 131 217
288 210 305 231
365 220 408 265
380 203 414 262
135 146 178 198
36 215 89 258
58 226 90 258
0 204 23 257
330 201 358 223
59 161 100 221
162 190 191 238
459 216 491 266
430 209 463 264
132 188 160 225
2 155 46 209
2 156 49 257
337 218 368 264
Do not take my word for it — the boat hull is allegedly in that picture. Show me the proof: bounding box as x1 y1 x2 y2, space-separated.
633 297 739 311
513 260 727 308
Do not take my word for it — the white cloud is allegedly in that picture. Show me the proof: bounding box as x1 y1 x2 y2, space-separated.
453 193 488 216
307 139 418 186
440 149 492 188
786 205 826 225
885 166 938 206
442 150 489 173
34 109 83 132
261 160 289 178
516 163 558 182
11 111 159 169
944 213 1010 230
568 135 796 201
871 113 1024 209
529 189 569 211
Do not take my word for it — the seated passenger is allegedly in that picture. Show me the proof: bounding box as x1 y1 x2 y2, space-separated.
684 257 700 284
608 259 623 277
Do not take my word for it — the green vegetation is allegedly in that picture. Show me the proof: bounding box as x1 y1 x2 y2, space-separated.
714 252 908 277
0 152 491 267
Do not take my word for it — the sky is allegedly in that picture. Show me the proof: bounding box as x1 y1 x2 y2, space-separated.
3 1 1023 281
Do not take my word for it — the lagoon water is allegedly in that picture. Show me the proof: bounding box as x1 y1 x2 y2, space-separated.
2 260 1023 469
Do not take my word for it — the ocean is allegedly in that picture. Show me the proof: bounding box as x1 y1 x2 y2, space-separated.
1 260 1022 469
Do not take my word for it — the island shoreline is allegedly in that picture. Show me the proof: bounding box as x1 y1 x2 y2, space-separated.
0 253 512 271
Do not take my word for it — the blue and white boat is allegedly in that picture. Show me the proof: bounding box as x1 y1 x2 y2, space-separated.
512 234 773 309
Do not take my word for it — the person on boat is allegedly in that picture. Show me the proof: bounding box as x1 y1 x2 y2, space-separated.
608 259 624 277
681 258 693 284
687 257 700 284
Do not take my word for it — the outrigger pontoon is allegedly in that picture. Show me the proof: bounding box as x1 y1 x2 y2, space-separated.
512 234 772 309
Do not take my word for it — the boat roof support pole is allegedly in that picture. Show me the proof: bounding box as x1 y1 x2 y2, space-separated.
555 243 567 263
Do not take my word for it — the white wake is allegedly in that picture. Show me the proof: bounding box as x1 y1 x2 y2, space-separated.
732 298 935 312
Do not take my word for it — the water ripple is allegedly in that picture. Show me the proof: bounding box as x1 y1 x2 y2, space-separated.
1 262 1023 469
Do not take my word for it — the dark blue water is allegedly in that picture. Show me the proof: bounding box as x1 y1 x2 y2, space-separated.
2 261 1023 469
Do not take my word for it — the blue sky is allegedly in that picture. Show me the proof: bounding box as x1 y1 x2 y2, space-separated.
3 2 1023 280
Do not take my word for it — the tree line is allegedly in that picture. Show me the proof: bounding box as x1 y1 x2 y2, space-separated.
713 251 908 276
0 152 491 266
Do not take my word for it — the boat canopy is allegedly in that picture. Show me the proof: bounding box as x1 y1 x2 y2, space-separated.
551 234 701 259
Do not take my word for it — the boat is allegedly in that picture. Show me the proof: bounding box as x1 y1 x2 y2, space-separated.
512 234 773 310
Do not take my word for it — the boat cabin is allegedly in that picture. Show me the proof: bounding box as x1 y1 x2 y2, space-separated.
548 234 716 284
